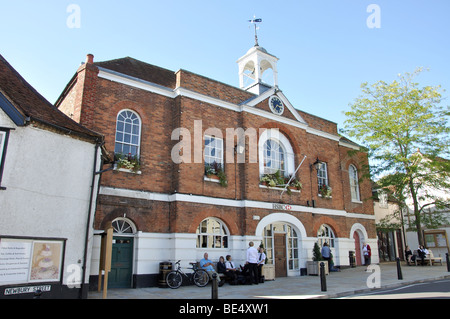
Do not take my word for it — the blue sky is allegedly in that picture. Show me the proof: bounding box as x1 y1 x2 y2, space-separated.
1 0 449 134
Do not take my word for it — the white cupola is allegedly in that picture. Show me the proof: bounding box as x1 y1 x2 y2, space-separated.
237 45 279 95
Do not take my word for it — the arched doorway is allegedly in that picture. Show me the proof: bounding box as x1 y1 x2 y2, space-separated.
256 213 306 277
350 223 368 267
109 218 136 288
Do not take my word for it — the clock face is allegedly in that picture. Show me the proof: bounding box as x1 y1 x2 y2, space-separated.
269 95 284 115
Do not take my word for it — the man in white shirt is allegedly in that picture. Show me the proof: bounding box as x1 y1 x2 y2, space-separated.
225 255 240 283
246 242 259 284
257 247 266 283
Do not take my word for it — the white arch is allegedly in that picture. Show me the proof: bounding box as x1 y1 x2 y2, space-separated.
349 223 368 241
255 213 307 238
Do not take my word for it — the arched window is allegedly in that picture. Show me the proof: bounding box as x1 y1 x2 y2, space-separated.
259 129 295 177
196 218 229 249
114 110 141 157
317 224 335 248
112 217 137 235
349 164 360 202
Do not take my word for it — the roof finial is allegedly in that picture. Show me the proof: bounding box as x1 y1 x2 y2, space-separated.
248 16 262 46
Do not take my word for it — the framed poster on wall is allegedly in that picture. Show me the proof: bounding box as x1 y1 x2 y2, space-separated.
0 237 65 285
29 241 63 282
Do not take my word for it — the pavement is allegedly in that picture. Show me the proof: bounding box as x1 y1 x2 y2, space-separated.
88 262 450 299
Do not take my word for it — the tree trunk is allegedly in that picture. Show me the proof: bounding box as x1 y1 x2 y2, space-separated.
409 180 424 246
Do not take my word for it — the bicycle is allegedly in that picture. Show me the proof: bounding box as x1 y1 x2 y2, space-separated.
165 260 210 289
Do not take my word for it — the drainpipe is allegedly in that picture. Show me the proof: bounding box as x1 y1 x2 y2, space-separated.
80 141 101 299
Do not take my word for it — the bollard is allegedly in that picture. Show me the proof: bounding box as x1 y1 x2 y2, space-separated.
320 262 327 292
211 273 218 299
446 253 450 272
396 257 403 280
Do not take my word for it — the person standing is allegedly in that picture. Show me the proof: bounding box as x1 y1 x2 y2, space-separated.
321 242 331 271
246 242 259 284
362 242 371 269
257 247 266 283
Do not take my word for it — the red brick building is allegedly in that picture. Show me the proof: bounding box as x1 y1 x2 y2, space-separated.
57 46 377 288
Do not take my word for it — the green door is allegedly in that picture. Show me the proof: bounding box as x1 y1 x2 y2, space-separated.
108 237 133 288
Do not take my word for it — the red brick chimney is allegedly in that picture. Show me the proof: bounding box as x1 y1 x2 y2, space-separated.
86 54 94 64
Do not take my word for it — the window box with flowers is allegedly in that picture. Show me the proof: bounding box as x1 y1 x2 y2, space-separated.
204 162 227 187
319 184 332 199
114 152 141 174
259 170 302 195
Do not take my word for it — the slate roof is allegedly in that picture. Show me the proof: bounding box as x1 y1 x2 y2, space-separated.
0 54 102 141
95 57 177 89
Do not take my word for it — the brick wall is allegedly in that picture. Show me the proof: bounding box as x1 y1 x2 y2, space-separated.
56 56 374 238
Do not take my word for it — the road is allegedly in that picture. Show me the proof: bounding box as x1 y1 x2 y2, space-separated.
340 278 450 299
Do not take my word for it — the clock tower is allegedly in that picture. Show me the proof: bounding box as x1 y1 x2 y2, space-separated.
237 45 279 95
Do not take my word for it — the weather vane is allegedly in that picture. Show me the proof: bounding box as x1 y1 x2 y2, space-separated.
248 16 262 46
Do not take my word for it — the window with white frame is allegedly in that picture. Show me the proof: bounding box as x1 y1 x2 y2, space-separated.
317 162 328 190
263 139 286 175
258 129 295 177
317 224 335 248
204 135 223 166
349 164 361 201
114 110 141 157
196 218 228 249
377 189 388 208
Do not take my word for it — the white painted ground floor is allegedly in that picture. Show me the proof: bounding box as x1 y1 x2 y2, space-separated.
89 188 379 289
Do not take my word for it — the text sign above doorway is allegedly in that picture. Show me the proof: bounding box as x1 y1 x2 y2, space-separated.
272 203 292 211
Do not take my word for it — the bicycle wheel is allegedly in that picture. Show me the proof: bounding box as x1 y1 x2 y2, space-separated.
166 271 183 289
193 269 209 287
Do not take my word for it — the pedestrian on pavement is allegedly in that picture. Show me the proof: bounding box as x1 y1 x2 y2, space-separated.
257 247 266 283
246 242 259 284
362 242 371 270
321 242 331 271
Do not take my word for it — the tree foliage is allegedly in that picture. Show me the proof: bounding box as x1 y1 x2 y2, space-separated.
343 68 450 245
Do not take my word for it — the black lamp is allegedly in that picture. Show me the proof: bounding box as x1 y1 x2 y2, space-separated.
311 157 323 171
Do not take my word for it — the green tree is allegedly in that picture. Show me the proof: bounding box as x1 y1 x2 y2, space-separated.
343 68 450 246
